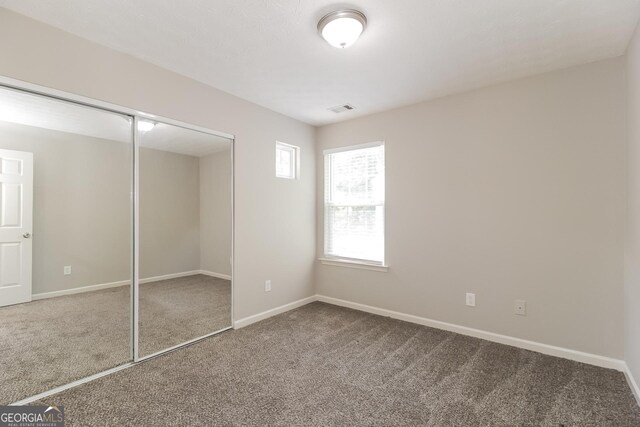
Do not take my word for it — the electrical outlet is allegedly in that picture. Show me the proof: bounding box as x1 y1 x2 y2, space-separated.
514 300 526 316
64 266 72 276
265 280 272 292
466 293 476 307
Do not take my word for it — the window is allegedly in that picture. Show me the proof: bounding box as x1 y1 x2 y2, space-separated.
276 141 299 179
324 142 385 265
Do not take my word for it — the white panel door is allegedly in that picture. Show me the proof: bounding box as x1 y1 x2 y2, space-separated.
0 149 33 307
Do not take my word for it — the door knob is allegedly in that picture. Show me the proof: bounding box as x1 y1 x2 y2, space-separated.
23 233 31 239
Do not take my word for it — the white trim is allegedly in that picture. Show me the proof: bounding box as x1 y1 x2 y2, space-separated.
17 291 638 406
32 280 130 300
31 270 219 300
233 295 317 329
233 294 628 372
199 270 232 280
316 295 626 371
132 116 140 362
319 258 389 272
138 270 201 284
323 140 384 155
624 363 640 406
275 141 300 180
230 137 235 330
323 141 386 266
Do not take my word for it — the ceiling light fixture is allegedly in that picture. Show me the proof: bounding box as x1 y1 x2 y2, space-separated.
137 120 155 132
318 9 367 49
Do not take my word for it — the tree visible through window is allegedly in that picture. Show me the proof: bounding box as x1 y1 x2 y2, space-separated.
324 142 384 264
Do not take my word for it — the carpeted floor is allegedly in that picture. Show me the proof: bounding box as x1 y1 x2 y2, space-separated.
0 274 230 404
138 274 231 357
34 302 640 426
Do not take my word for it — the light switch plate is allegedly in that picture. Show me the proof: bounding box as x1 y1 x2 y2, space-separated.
466 293 476 307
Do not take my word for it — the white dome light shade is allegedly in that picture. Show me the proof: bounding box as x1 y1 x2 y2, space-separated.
322 18 363 48
137 120 155 132
318 10 367 49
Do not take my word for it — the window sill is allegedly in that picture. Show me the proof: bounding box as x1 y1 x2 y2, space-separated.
318 258 389 272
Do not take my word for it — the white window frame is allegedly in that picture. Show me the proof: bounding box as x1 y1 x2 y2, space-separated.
275 141 299 179
321 141 387 271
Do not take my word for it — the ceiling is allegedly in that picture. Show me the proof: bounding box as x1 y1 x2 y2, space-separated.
0 86 131 142
1 0 639 126
138 123 230 157
0 86 231 157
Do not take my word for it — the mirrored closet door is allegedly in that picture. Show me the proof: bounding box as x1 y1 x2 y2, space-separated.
0 81 234 404
136 119 233 358
0 86 133 404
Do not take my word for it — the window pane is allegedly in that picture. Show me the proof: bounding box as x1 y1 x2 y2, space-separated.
327 205 384 262
325 143 385 263
276 147 292 177
276 142 298 179
328 145 384 204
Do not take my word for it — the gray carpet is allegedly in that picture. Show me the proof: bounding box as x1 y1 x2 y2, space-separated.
0 274 230 404
34 302 640 426
138 274 231 357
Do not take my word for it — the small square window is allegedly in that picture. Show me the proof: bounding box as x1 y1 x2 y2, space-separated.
276 141 299 179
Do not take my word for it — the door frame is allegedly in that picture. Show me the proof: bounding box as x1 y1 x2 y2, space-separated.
0 75 236 403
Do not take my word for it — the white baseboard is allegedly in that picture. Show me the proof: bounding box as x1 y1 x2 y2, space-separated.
32 270 215 300
316 295 626 372
231 293 627 373
138 270 201 284
199 270 232 280
233 295 316 329
32 279 130 300
624 363 640 406
31 279 632 383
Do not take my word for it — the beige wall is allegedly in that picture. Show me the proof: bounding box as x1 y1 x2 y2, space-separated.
626 22 640 384
200 149 232 276
139 147 201 279
0 9 315 320
0 121 131 295
316 58 626 358
0 122 216 294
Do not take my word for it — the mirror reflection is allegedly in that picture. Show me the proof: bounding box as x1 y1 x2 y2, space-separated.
137 121 232 357
0 86 133 404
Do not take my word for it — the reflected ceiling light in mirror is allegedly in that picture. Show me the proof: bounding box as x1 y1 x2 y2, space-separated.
317 9 367 49
137 120 155 132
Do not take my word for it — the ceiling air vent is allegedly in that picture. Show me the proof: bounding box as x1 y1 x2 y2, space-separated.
328 104 355 114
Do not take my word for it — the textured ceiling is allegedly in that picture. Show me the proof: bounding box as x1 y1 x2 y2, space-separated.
139 123 231 157
0 85 132 142
1 0 639 126
0 86 230 156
